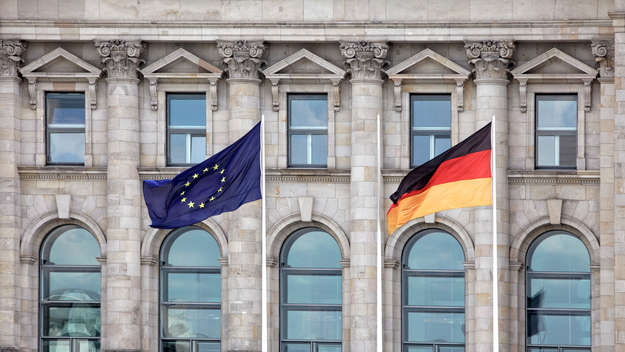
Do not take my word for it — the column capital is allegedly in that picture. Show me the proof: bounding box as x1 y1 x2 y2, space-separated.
217 40 265 81
465 40 515 82
0 40 26 78
340 40 389 82
592 39 614 80
94 40 144 80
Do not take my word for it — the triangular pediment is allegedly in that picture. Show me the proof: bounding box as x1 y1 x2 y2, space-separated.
141 48 222 77
511 48 597 77
20 47 101 77
385 48 470 77
263 49 345 78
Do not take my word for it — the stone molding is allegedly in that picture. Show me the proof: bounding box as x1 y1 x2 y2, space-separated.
340 41 389 82
18 167 107 181
465 40 515 82
140 168 352 183
0 39 26 78
94 40 144 80
507 170 600 185
217 40 265 80
591 39 614 80
0 347 18 352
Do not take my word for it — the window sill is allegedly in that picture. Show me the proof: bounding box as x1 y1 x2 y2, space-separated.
18 166 107 181
508 169 599 185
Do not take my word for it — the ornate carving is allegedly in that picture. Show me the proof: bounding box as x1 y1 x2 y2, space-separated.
465 40 515 81
591 40 614 80
217 40 265 80
340 41 389 81
94 40 144 80
0 40 26 78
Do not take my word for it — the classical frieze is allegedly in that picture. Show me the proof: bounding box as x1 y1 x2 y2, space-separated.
94 40 144 80
0 40 26 78
339 41 389 81
465 40 515 81
217 40 265 80
592 39 614 80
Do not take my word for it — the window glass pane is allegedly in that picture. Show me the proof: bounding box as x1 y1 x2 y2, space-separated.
45 307 100 337
406 232 464 270
527 312 590 346
167 229 220 267
196 342 220 352
169 134 187 165
537 95 577 130
537 135 556 167
289 96 328 128
406 312 465 343
404 347 432 352
285 309 341 340
289 134 308 166
166 273 220 303
411 95 451 129
527 349 557 352
529 233 590 272
47 93 85 126
286 230 341 268
439 347 464 352
164 308 220 339
190 135 206 164
318 344 341 352
528 277 590 309
48 272 101 301
42 339 70 352
434 136 451 157
73 339 100 352
412 135 430 167
282 343 310 352
49 132 85 164
286 274 341 304
311 134 328 166
559 134 577 167
407 276 464 307
47 227 100 266
162 341 189 352
168 94 206 127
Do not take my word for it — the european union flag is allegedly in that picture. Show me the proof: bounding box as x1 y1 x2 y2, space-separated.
143 122 261 229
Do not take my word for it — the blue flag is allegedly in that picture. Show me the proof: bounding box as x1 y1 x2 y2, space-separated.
143 122 261 229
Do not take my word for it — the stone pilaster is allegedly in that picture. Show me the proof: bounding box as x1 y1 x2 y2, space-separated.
95 40 144 352
0 39 25 352
218 40 264 352
466 40 515 352
341 40 388 352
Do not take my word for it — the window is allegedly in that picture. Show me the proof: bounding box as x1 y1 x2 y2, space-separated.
402 229 465 352
160 227 221 352
40 225 101 352
167 93 207 166
535 94 577 169
288 94 328 168
410 94 451 168
280 228 342 351
526 231 591 351
46 92 86 165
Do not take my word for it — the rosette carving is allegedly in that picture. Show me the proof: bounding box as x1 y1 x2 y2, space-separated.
0 40 26 78
94 40 144 80
591 40 614 79
217 40 265 80
339 41 389 81
465 40 515 81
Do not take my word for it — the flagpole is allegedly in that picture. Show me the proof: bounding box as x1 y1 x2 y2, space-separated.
376 113 383 352
491 115 499 352
261 114 268 352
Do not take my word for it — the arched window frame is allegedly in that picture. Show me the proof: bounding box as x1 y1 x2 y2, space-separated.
39 224 102 352
159 226 222 352
401 228 466 352
524 230 591 352
279 227 343 352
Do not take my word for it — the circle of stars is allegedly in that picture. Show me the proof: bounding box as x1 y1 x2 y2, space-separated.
179 163 227 210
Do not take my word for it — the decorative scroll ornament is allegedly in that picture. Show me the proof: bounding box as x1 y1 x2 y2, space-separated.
591 40 614 80
465 40 515 81
0 40 26 78
94 40 144 80
340 41 389 81
217 40 265 80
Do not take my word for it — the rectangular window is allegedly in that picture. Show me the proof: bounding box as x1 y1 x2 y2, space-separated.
288 94 328 168
535 94 577 169
167 93 206 166
46 92 86 165
410 94 451 168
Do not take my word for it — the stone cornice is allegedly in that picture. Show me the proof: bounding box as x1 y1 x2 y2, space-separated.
94 40 144 80
217 40 265 80
507 170 600 185
0 40 26 78
267 169 351 184
465 40 515 82
18 167 107 181
340 41 389 82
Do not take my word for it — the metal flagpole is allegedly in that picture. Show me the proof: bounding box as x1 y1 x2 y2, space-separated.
491 115 499 352
376 113 383 352
261 114 268 352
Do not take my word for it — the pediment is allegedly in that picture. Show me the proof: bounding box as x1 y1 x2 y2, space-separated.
511 48 597 78
20 47 101 78
263 49 346 79
385 48 470 79
141 48 222 78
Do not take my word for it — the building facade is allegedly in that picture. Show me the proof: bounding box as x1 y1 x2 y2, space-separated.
0 1 623 351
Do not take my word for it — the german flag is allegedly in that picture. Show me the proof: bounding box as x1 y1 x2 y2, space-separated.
387 123 492 234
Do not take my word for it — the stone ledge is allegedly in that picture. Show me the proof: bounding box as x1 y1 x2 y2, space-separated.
508 170 600 185
266 168 350 184
18 166 107 181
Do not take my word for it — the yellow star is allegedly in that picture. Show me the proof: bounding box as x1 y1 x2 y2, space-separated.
218 187 223 193
188 201 195 208
192 173 198 179
213 164 219 170
185 181 190 187
203 167 209 173
221 177 226 183
209 196 215 201
220 169 225 174
180 191 185 196
181 197 186 203
199 202 205 208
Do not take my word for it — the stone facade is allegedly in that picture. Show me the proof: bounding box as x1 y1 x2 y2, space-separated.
0 1 622 351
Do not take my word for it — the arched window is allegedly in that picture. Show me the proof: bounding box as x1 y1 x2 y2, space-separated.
40 225 101 352
160 226 221 352
402 229 466 352
526 231 591 351
280 228 342 352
